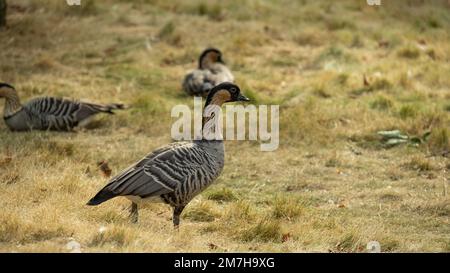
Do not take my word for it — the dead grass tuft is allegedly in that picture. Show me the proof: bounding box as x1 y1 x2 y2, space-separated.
334 232 364 253
206 187 237 203
414 200 450 217
397 45 421 59
240 218 282 243
90 225 137 247
271 197 303 220
183 201 221 222
402 156 437 172
370 96 394 111
427 128 450 153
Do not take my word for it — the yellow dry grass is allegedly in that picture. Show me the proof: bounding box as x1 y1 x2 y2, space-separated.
0 0 449 252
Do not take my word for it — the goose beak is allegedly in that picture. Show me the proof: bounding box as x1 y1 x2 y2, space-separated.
237 94 250 102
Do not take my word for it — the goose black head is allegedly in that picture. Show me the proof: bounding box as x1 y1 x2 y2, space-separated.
199 48 224 69
205 82 250 107
0 83 15 98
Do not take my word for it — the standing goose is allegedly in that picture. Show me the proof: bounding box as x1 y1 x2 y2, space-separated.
182 48 234 97
0 83 125 131
87 82 249 227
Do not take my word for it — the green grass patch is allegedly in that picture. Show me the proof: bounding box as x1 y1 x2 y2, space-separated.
397 46 420 59
206 188 237 203
184 201 220 222
90 226 136 247
240 218 282 243
398 104 419 119
370 95 394 110
271 197 303 220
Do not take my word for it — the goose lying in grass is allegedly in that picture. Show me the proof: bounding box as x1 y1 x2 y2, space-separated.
182 48 234 97
0 83 125 131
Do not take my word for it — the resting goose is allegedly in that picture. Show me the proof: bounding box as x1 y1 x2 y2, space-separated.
87 82 249 227
182 48 234 97
0 83 125 131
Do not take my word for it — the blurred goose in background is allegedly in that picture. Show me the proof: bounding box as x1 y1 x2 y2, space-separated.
182 48 234 97
87 82 249 228
0 83 125 131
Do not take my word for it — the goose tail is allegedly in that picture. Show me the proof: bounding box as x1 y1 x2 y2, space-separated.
86 188 116 206
97 103 127 114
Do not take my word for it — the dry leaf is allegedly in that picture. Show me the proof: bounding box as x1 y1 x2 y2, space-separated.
97 161 112 178
0 156 12 166
104 46 117 56
208 243 218 250
378 40 389 48
282 233 291 243
285 186 294 192
417 39 427 46
363 74 370 87
3 173 19 185
84 166 93 178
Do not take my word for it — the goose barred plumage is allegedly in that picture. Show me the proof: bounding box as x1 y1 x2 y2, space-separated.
87 82 250 227
182 48 234 97
0 83 125 131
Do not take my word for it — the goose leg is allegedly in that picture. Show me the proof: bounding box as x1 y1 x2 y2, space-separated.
173 205 185 229
129 202 138 223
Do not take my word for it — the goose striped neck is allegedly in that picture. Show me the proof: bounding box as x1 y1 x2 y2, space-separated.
201 82 250 140
201 89 231 138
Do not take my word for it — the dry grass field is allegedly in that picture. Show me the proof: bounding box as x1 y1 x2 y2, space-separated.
0 0 449 252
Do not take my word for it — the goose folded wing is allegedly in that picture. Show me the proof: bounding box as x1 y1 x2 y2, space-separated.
102 142 199 198
25 97 81 118
184 70 215 94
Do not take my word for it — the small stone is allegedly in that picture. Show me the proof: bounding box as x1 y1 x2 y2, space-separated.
66 240 81 251
367 241 381 253
99 226 107 233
